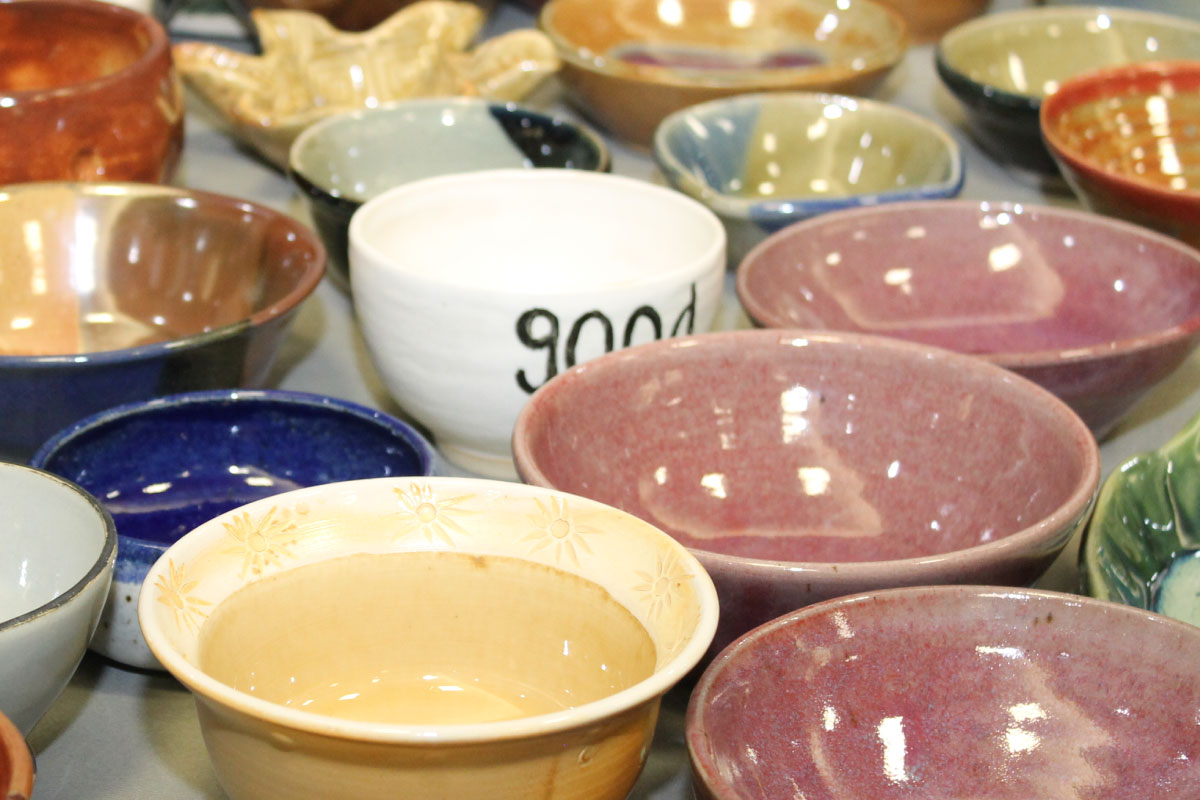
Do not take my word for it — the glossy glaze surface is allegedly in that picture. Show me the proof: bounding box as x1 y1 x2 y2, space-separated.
653 92 963 266
873 0 989 42
139 477 719 800
688 586 1200 800
0 0 183 184
541 0 908 144
513 329 1099 655
289 99 610 284
0 708 33 799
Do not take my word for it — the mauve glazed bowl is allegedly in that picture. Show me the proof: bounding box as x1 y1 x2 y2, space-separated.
512 329 1100 656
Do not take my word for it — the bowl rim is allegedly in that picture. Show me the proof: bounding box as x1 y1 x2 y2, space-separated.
651 91 965 220
288 97 613 208
512 327 1101 576
0 181 326 365
538 0 909 89
0 461 117 634
0 707 33 798
735 198 1200 368
139 475 722 744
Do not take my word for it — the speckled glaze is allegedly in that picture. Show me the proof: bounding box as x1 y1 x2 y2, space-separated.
0 708 33 799
0 0 183 184
540 0 908 146
653 92 963 267
289 98 610 285
0 182 324 461
512 329 1100 656
935 7 1200 173
738 200 1200 438
1042 61 1200 251
688 585 1200 800
30 389 434 670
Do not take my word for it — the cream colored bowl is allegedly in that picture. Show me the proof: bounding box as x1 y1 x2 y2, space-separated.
139 476 718 800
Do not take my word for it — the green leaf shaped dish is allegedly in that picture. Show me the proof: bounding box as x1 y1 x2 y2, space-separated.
1082 410 1200 627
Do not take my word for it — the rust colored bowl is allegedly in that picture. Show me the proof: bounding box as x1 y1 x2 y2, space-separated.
0 0 184 184
0 708 33 799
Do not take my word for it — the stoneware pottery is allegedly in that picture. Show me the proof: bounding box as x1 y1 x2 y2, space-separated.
1042 60 1200 251
0 182 324 460
349 168 725 478
30 389 435 670
512 329 1100 657
873 0 990 42
737 199 1200 438
139 476 719 800
0 708 33 800
289 98 610 285
687 585 1200 799
0 0 184 184
540 0 909 146
1081 409 1200 628
242 0 482 31
174 1 560 167
0 462 116 736
653 92 964 267
935 6 1200 174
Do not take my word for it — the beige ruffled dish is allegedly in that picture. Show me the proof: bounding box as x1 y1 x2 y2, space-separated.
173 0 560 167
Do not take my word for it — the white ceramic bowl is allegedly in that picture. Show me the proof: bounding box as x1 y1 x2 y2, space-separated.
0 462 116 735
349 168 726 477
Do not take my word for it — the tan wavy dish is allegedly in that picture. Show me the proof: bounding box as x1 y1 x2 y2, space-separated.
174 1 560 167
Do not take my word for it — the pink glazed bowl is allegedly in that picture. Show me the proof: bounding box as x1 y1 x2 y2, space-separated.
737 200 1200 438
687 585 1200 799
512 329 1100 657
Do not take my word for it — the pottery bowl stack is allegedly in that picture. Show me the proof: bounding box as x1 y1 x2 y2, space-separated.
653 92 964 267
737 199 1200 438
0 462 116 737
349 167 726 478
289 98 610 285
31 389 436 670
512 329 1100 657
0 0 184 184
139 476 719 800
687 585 1200 799
0 182 325 461
540 0 909 146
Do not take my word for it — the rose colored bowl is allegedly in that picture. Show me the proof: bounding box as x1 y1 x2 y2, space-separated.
687 585 1200 800
0 0 184 184
736 199 1200 438
512 329 1100 657
1041 60 1200 251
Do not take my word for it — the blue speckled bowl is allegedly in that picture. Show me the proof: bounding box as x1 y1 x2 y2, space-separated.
30 389 435 669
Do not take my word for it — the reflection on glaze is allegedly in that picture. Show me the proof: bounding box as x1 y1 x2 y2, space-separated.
613 43 823 70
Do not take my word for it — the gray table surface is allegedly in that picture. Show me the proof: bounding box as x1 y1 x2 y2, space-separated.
25 1 1200 796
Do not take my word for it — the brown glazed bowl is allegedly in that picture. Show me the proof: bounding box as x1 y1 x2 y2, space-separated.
0 707 33 799
0 0 184 184
0 182 325 461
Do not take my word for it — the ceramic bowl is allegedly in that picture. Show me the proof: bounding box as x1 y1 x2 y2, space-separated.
874 0 990 42
1041 60 1200 251
1081 408 1200 628
289 98 610 285
653 92 964 267
0 463 116 735
139 476 719 800
540 0 909 146
0 182 325 461
687 585 1200 800
935 6 1200 173
512 329 1100 657
174 1 560 167
737 199 1200 438
0 0 184 184
349 168 725 478
30 389 435 670
0 708 33 800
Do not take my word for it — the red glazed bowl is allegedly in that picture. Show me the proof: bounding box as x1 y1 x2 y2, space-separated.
1042 60 1200 250
0 708 33 800
737 199 1200 438
512 329 1100 657
688 585 1200 800
0 0 184 183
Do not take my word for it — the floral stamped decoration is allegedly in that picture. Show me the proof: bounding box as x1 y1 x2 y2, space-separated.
393 483 476 546
522 495 604 567
154 558 213 634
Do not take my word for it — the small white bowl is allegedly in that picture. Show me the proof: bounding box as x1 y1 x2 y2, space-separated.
349 168 726 477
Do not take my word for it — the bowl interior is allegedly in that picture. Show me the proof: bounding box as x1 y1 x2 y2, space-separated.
737 202 1200 360
515 331 1091 563
0 183 323 357
690 587 1200 799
